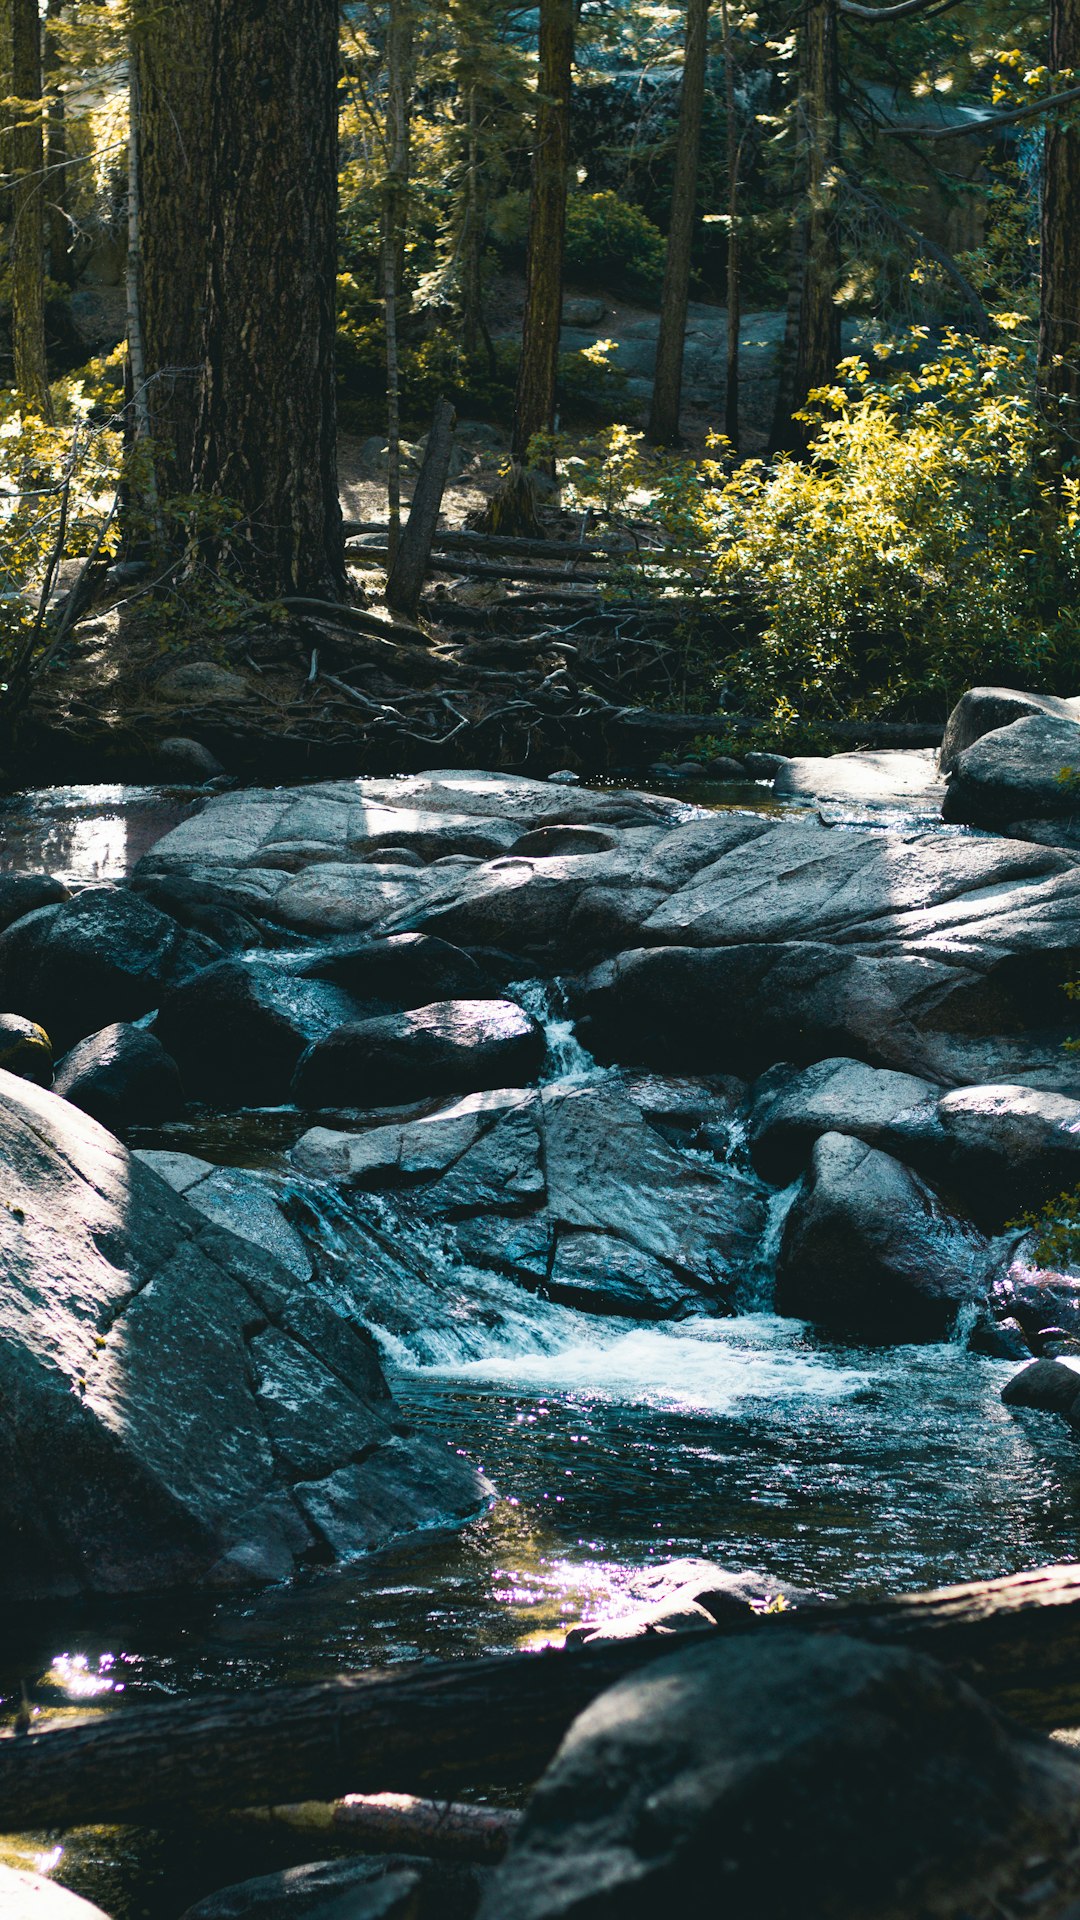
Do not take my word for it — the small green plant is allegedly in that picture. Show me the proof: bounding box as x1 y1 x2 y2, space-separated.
490 189 665 300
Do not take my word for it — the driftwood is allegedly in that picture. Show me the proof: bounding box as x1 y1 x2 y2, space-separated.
345 522 642 561
4 1564 1080 1834
333 1793 519 1862
386 397 457 620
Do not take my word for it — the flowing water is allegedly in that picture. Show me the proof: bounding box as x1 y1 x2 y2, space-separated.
2 781 1080 1919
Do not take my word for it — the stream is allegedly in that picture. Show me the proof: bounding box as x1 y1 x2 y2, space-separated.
3 780 1080 1920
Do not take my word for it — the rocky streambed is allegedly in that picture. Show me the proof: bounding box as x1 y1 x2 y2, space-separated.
9 689 1080 1914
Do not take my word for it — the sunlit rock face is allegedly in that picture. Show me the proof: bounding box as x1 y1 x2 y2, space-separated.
0 1070 490 1601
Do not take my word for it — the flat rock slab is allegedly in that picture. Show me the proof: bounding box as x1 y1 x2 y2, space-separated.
774 747 945 810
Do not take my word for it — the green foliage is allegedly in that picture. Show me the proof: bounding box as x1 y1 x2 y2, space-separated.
490 189 666 300
631 328 1080 726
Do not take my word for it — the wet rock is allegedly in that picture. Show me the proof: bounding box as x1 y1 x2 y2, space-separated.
292 1088 540 1196
0 1069 489 1600
154 957 368 1106
564 1559 807 1644
943 715 1080 832
885 1083 1080 1224
156 736 227 782
292 1000 546 1109
744 750 789 778
618 1069 747 1157
748 1057 941 1185
0 887 222 1051
1001 1355 1080 1423
0 871 69 931
53 1022 183 1130
775 1132 991 1340
940 684 1080 772
0 1867 113 1920
302 932 493 1006
136 1153 315 1282
774 747 944 810
133 873 266 950
0 1012 53 1087
479 1634 1080 1920
990 1240 1080 1353
547 1229 704 1318
181 1856 487 1920
540 1081 763 1306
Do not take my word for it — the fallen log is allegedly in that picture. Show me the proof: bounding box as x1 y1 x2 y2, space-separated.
4 1564 1080 1834
387 398 458 620
237 1793 520 1863
343 523 643 561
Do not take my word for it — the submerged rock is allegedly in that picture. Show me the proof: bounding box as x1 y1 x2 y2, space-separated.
0 1070 489 1600
480 1634 1080 1920
54 1022 183 1130
775 1132 991 1340
0 887 221 1051
292 999 546 1108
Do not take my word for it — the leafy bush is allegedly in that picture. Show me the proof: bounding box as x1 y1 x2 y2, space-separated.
490 189 665 300
635 327 1080 726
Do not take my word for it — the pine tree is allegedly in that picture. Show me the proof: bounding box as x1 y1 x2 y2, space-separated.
648 0 710 447
511 0 574 463
1039 0 1080 475
10 0 52 419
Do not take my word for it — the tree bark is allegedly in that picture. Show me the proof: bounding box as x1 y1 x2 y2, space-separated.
43 0 71 286
5 1563 1080 1834
772 0 841 453
192 0 345 598
386 395 457 617
511 0 574 464
721 0 740 447
10 0 52 419
1038 0 1080 477
648 0 710 446
383 0 415 571
131 0 214 491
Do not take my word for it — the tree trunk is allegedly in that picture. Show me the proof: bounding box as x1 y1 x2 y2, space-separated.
721 0 740 447
43 0 71 286
648 0 710 447
132 0 214 489
511 0 574 464
1038 0 1080 477
383 0 415 571
386 395 457 618
772 0 840 453
193 0 345 599
10 0 52 419
5 1562 1080 1834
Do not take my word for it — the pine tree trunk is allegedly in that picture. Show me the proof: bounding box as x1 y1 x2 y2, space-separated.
383 0 415 572
721 0 740 448
10 0 52 419
511 0 574 464
132 0 214 490
44 0 71 286
791 0 840 444
648 0 710 447
193 0 345 600
1038 0 1080 477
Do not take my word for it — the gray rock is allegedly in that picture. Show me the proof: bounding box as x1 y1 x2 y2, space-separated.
1001 1355 1080 1423
0 1070 489 1600
564 1559 809 1644
0 1868 113 1920
547 1229 704 1318
156 736 227 782
943 714 1080 830
479 1633 1080 1920
749 1057 941 1184
561 297 606 326
158 662 253 702
292 999 546 1109
0 887 222 1051
744 750 789 778
138 1153 314 1282
181 1860 423 1920
884 1082 1080 1224
302 932 493 1005
990 1241 1080 1353
154 956 371 1106
775 1132 991 1340
53 1022 183 1130
940 684 1080 773
0 871 70 931
0 1011 53 1087
774 747 944 810
292 1088 539 1195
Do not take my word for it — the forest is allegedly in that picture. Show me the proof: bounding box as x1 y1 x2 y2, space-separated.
2 0 1080 765
12 8 1080 1920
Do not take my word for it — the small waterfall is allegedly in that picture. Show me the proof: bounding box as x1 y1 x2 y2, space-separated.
509 976 602 1086
740 1178 802 1314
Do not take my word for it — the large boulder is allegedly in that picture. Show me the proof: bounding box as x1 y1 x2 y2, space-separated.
775 1132 991 1340
1001 1355 1080 1423
748 1057 941 1184
773 747 944 811
0 887 221 1051
883 1082 1080 1224
53 1022 184 1131
0 1069 489 1600
154 956 367 1106
0 871 70 931
291 999 546 1109
942 714 1080 832
479 1634 1080 1920
940 685 1080 772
